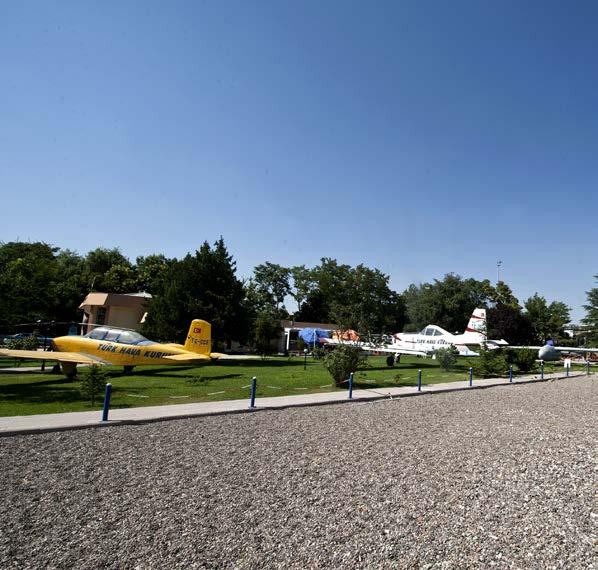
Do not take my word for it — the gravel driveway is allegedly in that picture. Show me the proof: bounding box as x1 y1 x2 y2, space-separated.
1 377 596 569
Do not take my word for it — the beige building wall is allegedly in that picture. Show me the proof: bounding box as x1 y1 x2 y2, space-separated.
106 306 143 330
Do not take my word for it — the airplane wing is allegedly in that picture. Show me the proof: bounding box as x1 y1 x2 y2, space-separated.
365 345 429 357
323 338 429 357
510 345 598 354
0 349 108 365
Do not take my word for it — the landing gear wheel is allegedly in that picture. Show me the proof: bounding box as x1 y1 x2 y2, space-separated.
386 355 395 367
51 364 61 374
123 365 135 375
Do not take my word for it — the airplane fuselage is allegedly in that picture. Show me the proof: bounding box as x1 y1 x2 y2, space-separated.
52 336 199 366
391 325 481 357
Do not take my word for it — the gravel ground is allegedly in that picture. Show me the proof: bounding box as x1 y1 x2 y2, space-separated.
0 377 596 569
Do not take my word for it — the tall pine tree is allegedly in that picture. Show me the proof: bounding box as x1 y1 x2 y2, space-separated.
142 238 248 347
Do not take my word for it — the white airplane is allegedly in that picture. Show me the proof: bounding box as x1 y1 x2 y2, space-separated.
382 308 508 362
324 309 507 365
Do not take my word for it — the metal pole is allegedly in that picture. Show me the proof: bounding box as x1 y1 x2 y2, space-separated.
540 360 544 380
417 369 422 392
469 367 473 387
587 361 590 376
348 372 354 399
41 322 46 372
101 383 112 422
249 376 257 409
509 365 513 383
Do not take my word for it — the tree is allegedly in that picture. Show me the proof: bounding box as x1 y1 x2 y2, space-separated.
252 311 282 358
84 247 133 292
487 304 536 345
80 365 108 406
435 346 459 371
0 242 58 325
323 345 361 386
582 276 598 340
142 238 248 348
524 294 570 343
52 250 88 324
505 348 537 373
251 262 291 315
473 346 508 378
102 264 138 293
136 254 171 294
290 265 314 313
294 258 406 334
547 301 571 340
492 281 520 309
403 274 494 333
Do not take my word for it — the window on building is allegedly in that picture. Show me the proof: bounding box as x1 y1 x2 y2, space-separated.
96 307 107 326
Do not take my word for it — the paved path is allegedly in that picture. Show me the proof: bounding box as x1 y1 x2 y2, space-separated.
0 370 589 436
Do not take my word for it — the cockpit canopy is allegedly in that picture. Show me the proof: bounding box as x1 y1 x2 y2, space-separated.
421 326 445 337
84 327 154 346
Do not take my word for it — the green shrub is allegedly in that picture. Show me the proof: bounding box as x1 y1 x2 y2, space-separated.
323 345 362 386
435 346 459 371
504 348 538 373
80 365 108 406
473 346 508 378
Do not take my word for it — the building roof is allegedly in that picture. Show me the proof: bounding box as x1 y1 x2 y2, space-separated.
79 292 151 310
280 320 339 331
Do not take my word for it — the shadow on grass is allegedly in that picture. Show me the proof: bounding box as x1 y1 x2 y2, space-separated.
0 377 84 404
215 359 313 368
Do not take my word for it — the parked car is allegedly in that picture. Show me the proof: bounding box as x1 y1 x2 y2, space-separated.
3 333 54 349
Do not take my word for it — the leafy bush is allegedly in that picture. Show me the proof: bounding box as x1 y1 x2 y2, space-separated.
507 348 537 373
473 346 508 378
312 346 326 360
435 346 459 371
515 351 537 373
323 345 362 386
80 365 108 406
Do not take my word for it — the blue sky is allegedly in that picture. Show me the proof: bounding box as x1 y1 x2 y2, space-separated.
2 1 597 321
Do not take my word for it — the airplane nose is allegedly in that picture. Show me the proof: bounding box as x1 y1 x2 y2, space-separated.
538 345 556 361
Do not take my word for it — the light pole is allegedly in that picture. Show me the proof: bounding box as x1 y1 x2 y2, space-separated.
303 348 308 370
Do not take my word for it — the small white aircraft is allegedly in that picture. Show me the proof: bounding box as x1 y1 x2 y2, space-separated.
383 308 507 360
324 309 507 365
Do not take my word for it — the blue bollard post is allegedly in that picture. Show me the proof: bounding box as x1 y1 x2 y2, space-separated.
417 369 422 392
348 372 354 399
540 361 544 380
101 383 112 422
249 376 257 409
469 367 473 387
509 365 513 383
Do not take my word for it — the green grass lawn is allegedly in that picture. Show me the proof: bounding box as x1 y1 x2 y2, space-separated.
0 355 583 417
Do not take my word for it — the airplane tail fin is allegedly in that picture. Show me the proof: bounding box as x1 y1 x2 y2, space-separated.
464 308 487 340
184 319 212 355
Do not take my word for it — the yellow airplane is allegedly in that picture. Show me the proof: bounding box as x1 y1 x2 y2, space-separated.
0 319 223 377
